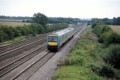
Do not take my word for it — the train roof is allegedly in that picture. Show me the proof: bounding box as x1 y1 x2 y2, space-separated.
49 28 74 36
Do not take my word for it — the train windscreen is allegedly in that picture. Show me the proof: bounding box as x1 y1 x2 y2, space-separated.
48 36 57 42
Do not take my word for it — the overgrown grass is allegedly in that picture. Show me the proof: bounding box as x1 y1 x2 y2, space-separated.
52 27 110 80
1 36 27 45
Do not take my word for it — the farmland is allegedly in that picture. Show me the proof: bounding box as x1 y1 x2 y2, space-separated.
0 21 30 27
109 25 120 34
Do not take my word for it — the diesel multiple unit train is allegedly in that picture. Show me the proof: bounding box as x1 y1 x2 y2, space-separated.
47 28 75 51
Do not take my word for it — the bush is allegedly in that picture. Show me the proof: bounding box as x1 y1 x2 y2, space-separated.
92 24 120 45
104 45 120 69
0 30 6 42
92 23 97 28
110 32 120 44
98 31 120 45
92 64 115 78
0 23 68 42
93 25 111 37
98 31 112 44
91 21 104 28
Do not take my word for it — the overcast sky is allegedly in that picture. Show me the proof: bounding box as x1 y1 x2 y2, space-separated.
0 0 120 18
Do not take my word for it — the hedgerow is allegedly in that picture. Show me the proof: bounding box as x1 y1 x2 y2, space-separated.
0 23 68 42
91 23 120 79
92 64 115 78
92 23 120 45
104 45 120 69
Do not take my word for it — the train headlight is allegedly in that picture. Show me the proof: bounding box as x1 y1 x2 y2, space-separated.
48 42 57 46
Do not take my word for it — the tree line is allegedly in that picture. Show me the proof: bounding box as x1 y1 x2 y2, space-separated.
92 17 120 25
0 15 87 24
48 17 82 23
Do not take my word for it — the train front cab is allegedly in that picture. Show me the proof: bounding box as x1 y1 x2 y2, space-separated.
47 35 59 51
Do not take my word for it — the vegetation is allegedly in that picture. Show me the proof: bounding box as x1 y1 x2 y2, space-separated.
52 24 120 80
0 23 68 42
92 17 120 25
0 14 85 43
104 45 120 69
1 36 27 45
0 16 31 22
0 13 70 43
92 23 120 45
32 13 48 26
0 15 88 24
52 27 107 80
113 17 120 25
48 17 82 23
92 64 115 78
92 23 120 79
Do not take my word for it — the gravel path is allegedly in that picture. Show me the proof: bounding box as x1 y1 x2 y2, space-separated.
28 24 87 80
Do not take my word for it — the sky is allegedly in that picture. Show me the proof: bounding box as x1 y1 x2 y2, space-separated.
0 0 120 18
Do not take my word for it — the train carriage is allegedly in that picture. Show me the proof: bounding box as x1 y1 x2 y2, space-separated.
47 28 74 51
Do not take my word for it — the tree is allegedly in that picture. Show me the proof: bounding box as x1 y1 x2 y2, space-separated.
32 13 48 26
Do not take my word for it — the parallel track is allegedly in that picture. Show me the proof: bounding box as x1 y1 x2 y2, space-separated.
0 37 46 61
0 33 48 54
15 52 54 80
0 51 55 80
0 44 46 77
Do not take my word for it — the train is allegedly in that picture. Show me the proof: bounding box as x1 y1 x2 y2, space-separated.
47 27 75 51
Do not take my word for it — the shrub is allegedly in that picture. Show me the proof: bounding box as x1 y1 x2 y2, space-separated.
0 30 6 42
92 64 115 78
110 32 120 44
0 23 68 42
98 31 120 45
92 24 120 45
93 25 111 37
104 45 120 69
91 23 97 28
98 31 113 45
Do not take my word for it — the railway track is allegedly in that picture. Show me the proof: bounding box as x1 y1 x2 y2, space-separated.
0 33 48 79
0 43 46 77
0 33 48 54
0 51 55 80
0 36 46 61
0 24 85 80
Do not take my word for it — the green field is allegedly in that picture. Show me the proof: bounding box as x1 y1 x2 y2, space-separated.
0 21 30 27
